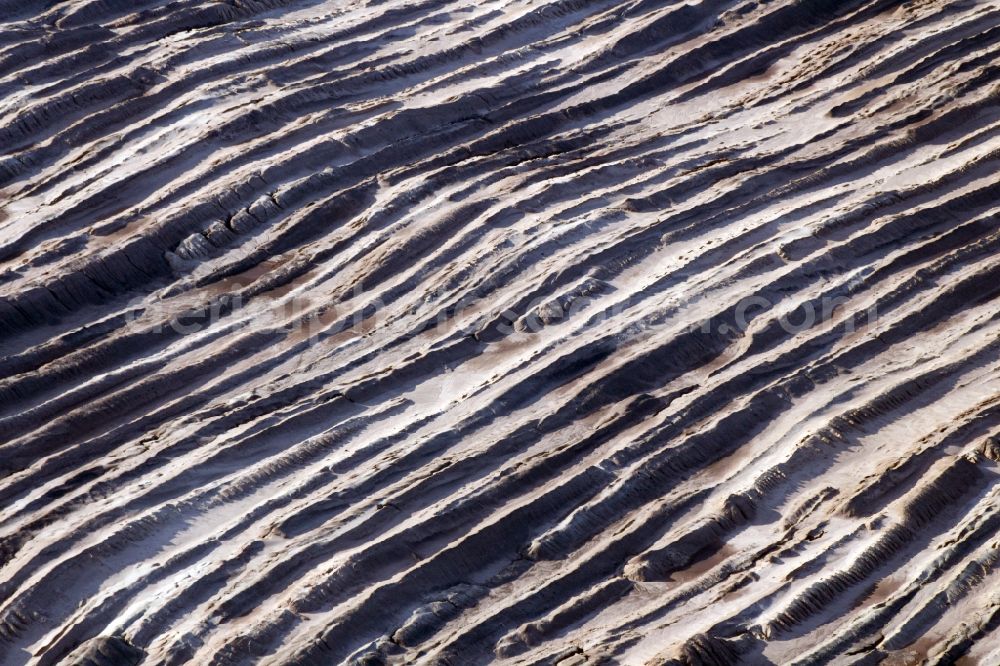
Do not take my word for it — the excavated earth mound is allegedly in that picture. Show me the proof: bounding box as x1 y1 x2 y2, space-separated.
1 0 1000 664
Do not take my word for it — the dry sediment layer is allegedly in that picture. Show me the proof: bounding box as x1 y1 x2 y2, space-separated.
1 0 1000 664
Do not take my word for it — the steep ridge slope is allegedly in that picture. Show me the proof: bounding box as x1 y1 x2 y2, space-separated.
1 0 1000 664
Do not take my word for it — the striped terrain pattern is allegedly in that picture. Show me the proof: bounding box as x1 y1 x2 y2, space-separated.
1 0 1000 664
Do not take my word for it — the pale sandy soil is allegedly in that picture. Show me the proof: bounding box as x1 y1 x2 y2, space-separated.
0 0 1000 664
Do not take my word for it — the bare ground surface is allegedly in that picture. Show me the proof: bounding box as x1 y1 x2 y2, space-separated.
1 0 1000 664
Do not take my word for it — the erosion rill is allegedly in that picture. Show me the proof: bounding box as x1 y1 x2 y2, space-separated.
1 1 999 664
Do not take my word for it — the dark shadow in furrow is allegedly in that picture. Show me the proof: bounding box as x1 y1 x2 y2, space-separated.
576 0 732 76
0 335 354 511
0 292 257 419
525 252 1000 572
204 390 677 655
0 0 908 352
0 0 318 154
8 0 476 193
22 401 415 665
0 327 285 475
731 221 1000 369
768 457 990 638
674 0 906 104
756 4 1000 112
549 377 999 662
804 502 1000 662
0 394 378 631
201 174 1000 624
215 256 988 656
0 49 626 344
246 428 707 663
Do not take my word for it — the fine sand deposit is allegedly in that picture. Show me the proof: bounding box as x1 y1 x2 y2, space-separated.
1 0 1000 664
